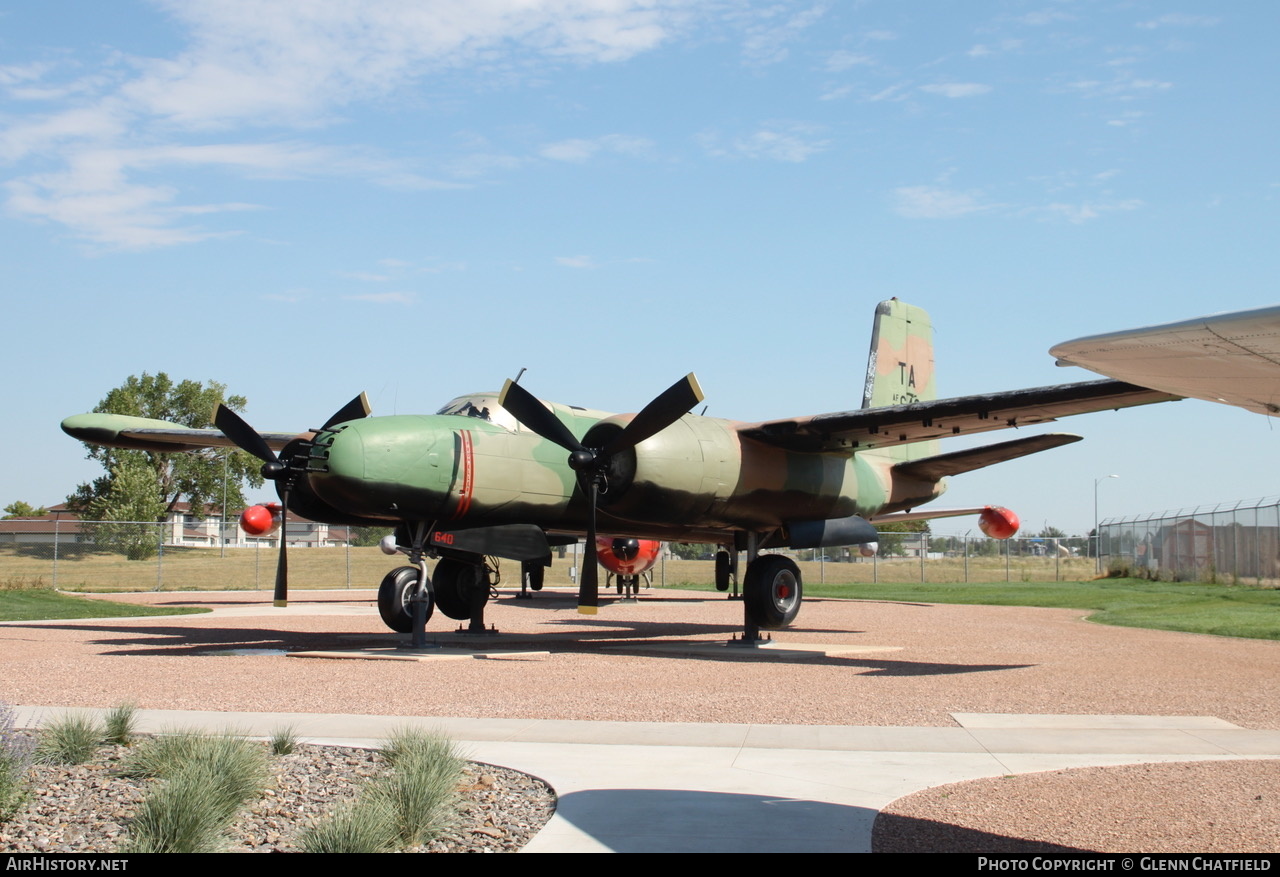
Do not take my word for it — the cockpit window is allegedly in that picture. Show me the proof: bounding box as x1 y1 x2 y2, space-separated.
435 395 520 432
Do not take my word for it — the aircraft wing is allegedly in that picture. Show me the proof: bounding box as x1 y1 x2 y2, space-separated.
737 379 1178 452
1050 305 1280 416
61 413 297 453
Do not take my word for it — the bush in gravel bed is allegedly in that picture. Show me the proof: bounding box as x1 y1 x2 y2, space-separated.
269 724 298 756
123 762 237 853
300 729 465 852
118 730 269 853
0 702 34 822
374 728 465 847
299 795 399 854
118 728 266 790
103 703 137 746
35 714 101 765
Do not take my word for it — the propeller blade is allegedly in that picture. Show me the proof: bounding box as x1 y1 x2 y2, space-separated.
215 405 278 465
322 392 372 429
274 484 290 607
578 479 599 615
499 379 585 453
499 373 704 618
601 373 704 457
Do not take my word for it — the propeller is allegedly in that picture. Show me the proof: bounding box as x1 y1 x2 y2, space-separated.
215 393 370 607
499 374 704 615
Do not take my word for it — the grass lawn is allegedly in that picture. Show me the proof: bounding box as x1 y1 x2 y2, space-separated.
0 590 209 623
789 577 1280 641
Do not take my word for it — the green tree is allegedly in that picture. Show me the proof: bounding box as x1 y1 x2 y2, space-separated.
2 501 47 519
82 458 169 560
874 520 929 557
66 374 264 558
348 526 394 547
669 542 711 560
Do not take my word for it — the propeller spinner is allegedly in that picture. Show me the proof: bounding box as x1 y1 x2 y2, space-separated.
498 375 703 615
215 393 370 606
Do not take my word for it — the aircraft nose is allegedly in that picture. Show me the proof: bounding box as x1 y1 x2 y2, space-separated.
309 416 451 520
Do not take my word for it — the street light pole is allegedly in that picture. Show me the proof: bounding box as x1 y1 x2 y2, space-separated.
1094 474 1119 572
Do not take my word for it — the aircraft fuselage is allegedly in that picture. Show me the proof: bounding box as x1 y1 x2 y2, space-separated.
306 395 946 543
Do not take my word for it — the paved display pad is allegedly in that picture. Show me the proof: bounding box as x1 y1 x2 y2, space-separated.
7 589 1280 851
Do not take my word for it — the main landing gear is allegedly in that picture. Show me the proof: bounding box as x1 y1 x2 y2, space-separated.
735 534 803 644
379 555 497 636
378 566 433 634
379 523 500 641
742 554 802 631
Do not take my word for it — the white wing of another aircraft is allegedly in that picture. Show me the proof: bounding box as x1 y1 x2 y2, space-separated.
1051 305 1280 416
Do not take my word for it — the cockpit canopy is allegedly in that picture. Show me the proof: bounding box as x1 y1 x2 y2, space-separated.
435 394 522 432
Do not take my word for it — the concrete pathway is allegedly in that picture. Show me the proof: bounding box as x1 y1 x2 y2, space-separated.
16 705 1280 853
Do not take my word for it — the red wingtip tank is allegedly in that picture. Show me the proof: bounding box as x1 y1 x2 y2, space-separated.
239 503 282 537
978 506 1020 540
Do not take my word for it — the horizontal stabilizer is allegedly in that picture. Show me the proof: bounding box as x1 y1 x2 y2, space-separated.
892 433 1082 482
871 507 989 525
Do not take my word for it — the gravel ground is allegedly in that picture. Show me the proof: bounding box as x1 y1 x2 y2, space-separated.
5 587 1280 852
1 736 554 853
874 760 1280 853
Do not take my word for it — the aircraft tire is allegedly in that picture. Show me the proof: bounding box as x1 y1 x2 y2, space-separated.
378 566 433 633
432 557 484 620
743 555 802 629
714 550 731 591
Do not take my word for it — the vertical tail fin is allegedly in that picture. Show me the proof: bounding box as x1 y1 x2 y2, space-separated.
863 299 937 461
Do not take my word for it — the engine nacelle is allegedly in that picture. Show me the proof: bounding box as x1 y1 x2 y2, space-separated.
858 542 879 557
596 537 661 576
240 503 282 537
978 506 1020 540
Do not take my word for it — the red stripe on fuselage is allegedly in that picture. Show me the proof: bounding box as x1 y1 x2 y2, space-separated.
455 430 474 518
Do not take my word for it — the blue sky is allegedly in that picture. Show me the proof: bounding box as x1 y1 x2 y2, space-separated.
4 0 1277 534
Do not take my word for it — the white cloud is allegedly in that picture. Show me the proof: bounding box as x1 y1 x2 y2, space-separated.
866 82 910 102
1041 199 1142 223
967 39 1022 58
1018 10 1075 26
919 82 992 98
129 0 694 127
539 134 654 162
2 0 696 249
1137 14 1219 29
1064 77 1172 100
892 186 997 219
824 50 872 72
556 255 596 269
737 3 828 66
344 291 415 304
700 122 830 163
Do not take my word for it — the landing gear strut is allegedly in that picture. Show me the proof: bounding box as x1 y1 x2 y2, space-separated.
612 571 649 601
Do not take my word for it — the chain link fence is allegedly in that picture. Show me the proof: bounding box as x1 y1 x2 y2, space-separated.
1100 497 1280 585
0 519 392 591
0 520 1097 592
